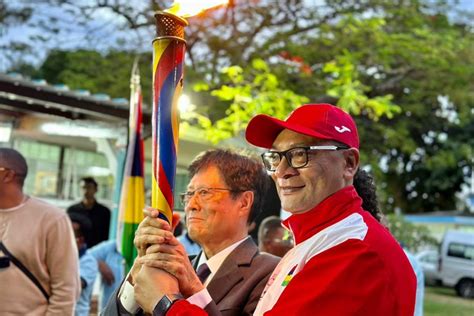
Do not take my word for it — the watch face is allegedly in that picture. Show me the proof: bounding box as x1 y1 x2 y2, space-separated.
155 295 174 315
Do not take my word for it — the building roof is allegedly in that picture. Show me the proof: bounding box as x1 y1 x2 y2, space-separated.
0 72 151 124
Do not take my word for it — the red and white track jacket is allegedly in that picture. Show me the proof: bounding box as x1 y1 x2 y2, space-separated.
168 186 416 316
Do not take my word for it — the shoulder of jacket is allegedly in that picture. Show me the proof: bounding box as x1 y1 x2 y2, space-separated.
254 251 281 267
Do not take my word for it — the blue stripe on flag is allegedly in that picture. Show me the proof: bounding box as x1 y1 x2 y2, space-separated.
131 131 143 177
157 63 183 190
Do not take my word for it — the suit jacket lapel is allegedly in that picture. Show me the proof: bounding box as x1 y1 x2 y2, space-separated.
206 237 258 304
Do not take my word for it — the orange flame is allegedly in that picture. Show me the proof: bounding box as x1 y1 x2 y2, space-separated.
165 0 229 18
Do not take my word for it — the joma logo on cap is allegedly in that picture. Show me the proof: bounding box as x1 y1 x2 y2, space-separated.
334 126 351 133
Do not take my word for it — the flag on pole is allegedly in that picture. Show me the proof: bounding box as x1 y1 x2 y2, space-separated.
116 59 145 271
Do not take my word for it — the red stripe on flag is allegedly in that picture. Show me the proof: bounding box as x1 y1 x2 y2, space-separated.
158 162 173 207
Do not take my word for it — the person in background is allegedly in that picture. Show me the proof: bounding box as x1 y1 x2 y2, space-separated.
0 148 80 315
177 217 201 256
258 216 293 258
248 176 281 244
67 177 111 248
69 212 98 316
173 219 184 237
88 239 125 313
403 246 425 316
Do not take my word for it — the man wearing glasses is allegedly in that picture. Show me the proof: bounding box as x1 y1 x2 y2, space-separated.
104 149 279 315
0 148 80 315
147 104 416 315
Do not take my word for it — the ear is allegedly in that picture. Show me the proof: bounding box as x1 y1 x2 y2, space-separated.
2 169 16 183
343 148 359 180
238 191 254 218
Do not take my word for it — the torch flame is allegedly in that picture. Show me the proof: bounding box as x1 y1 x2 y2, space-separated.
165 0 229 18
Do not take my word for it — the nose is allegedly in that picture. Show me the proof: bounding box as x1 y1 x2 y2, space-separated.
273 156 298 179
184 193 200 212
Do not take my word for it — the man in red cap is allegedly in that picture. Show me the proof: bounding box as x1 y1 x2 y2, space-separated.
136 104 416 316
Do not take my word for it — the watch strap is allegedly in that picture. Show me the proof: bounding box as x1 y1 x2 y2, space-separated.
154 294 183 315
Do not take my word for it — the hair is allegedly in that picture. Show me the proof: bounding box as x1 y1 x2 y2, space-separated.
0 148 28 186
188 149 269 224
324 141 384 223
249 177 281 242
353 169 383 223
81 177 98 189
258 216 283 243
68 212 92 235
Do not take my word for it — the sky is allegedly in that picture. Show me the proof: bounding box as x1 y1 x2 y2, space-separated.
0 1 154 72
1 0 473 72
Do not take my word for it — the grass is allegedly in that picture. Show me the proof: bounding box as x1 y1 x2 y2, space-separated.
424 286 474 316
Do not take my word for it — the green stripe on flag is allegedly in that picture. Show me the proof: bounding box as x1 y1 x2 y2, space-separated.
121 222 140 272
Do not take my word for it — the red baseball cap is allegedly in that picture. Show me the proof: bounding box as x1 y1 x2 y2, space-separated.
245 103 359 149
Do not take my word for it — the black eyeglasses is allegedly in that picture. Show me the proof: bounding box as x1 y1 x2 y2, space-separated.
179 187 242 206
261 145 349 172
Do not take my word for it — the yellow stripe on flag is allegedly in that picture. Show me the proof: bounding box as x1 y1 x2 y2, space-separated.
121 176 146 224
151 175 173 218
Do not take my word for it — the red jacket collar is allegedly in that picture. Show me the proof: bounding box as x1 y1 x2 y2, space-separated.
282 186 363 245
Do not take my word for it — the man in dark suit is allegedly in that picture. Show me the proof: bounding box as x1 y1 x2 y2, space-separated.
103 149 280 315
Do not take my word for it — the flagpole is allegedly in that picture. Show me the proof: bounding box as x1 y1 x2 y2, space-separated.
116 58 146 271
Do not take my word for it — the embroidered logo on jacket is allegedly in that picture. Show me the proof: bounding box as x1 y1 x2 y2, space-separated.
281 265 298 286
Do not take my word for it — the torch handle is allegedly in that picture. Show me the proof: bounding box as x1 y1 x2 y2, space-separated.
151 37 186 223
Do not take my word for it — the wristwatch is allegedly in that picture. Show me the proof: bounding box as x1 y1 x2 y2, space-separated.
153 294 183 315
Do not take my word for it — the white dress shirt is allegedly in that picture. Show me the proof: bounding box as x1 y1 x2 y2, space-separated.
119 236 250 312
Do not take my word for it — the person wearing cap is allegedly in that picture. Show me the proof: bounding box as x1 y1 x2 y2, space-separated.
150 104 416 316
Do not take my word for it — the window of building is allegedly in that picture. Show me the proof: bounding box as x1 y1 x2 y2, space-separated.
15 139 61 198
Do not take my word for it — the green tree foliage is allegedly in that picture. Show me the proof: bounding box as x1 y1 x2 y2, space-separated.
38 50 153 105
0 1 34 65
190 56 401 143
3 1 473 214
187 59 309 143
386 214 438 252
311 11 474 214
189 2 473 213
